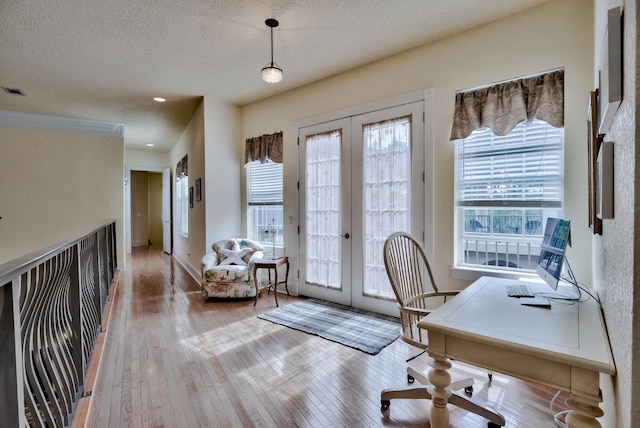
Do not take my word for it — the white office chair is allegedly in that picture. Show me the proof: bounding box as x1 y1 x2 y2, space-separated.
380 232 505 427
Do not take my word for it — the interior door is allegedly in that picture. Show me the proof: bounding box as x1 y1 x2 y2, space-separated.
298 101 424 316
162 167 172 254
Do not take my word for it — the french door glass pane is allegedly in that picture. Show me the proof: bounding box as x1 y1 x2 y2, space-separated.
363 116 411 299
305 131 342 289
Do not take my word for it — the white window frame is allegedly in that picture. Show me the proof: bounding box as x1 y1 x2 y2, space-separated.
246 161 284 256
452 119 564 281
176 176 188 237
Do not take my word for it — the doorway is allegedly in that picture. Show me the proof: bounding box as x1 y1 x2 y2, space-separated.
126 167 172 255
298 100 426 316
130 171 163 247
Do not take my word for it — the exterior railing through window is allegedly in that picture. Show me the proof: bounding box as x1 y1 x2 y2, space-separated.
460 210 551 270
0 222 117 427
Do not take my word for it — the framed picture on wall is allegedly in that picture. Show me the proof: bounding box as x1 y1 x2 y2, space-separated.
195 178 202 201
588 90 602 235
189 186 194 209
597 6 622 135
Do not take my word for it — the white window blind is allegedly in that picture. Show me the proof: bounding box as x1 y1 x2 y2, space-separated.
457 119 564 208
247 161 283 205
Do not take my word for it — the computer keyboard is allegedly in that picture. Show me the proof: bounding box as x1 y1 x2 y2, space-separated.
505 283 535 297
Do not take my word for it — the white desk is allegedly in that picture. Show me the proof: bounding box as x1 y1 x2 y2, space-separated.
418 276 615 428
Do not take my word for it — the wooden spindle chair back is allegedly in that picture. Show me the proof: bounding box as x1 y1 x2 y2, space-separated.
383 231 458 348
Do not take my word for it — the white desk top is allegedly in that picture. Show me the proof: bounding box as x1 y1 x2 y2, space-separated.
418 276 616 375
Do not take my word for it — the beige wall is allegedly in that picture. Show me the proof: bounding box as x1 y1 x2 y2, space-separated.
203 97 242 247
593 1 637 427
241 0 594 293
0 125 124 267
125 148 169 169
170 100 206 277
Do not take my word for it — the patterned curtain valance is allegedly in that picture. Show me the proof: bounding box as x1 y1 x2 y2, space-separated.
244 131 283 164
449 70 564 140
176 154 188 180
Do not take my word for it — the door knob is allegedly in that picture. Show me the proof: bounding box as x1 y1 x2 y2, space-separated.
342 233 350 239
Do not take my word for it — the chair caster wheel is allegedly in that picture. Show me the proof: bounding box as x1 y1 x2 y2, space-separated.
488 373 493 381
487 422 501 428
407 374 415 383
464 385 473 395
381 400 390 410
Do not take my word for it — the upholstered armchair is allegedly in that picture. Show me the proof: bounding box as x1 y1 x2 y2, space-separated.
200 238 264 300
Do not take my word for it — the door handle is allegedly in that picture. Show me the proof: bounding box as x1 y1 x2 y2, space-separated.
341 233 350 239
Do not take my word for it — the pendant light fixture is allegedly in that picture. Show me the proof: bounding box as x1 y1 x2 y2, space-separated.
261 18 283 83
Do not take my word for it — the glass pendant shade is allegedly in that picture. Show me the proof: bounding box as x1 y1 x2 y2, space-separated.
261 62 283 83
261 18 282 83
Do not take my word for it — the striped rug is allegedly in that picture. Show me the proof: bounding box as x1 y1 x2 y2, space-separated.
258 299 400 355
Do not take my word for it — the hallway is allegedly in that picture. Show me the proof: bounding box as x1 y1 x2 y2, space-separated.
80 247 567 427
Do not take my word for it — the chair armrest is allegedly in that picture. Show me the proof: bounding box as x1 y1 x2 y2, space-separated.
248 250 264 263
201 252 218 274
405 291 451 303
429 291 461 297
247 250 264 271
399 305 431 318
404 291 462 309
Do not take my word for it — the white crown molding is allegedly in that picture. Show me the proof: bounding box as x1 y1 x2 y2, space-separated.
0 109 123 137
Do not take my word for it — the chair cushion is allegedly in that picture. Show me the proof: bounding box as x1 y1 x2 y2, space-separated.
212 238 263 265
219 247 252 266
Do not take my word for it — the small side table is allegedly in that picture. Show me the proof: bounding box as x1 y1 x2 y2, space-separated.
253 256 290 306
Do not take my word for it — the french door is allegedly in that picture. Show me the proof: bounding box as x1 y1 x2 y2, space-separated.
298 101 424 316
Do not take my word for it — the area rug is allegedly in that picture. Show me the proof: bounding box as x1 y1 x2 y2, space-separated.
257 299 400 355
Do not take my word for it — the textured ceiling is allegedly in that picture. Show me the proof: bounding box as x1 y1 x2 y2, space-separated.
0 0 552 152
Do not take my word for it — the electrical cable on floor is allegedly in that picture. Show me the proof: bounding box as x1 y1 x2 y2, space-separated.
406 350 426 363
550 389 570 428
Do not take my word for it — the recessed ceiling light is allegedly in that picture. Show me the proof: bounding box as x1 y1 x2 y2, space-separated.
153 97 166 102
146 143 155 147
2 86 26 96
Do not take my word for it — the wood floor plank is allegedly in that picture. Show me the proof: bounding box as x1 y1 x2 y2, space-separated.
79 247 571 428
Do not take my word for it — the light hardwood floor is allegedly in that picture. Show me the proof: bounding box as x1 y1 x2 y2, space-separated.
77 247 568 427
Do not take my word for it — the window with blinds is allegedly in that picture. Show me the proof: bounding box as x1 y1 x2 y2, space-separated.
176 177 188 237
455 119 564 270
247 161 283 251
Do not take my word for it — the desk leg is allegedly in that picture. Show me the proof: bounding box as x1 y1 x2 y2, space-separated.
565 400 604 428
426 355 452 428
565 378 605 427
